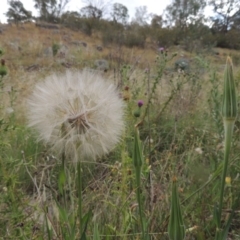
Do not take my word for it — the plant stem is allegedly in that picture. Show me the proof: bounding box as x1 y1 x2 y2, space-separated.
135 166 145 239
61 153 67 208
217 120 234 234
77 160 83 237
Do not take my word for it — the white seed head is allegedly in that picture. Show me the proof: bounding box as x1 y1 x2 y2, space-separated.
27 70 125 160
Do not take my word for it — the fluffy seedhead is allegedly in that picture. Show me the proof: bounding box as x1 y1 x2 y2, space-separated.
27 70 125 161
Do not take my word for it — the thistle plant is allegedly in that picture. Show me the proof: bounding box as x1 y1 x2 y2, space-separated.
215 57 237 239
133 100 144 118
27 70 125 237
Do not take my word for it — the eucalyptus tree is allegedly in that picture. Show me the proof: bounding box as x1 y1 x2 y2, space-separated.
111 3 129 24
33 0 70 22
164 0 206 28
6 0 32 25
209 0 240 32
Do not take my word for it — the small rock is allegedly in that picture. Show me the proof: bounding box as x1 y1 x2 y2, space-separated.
9 42 19 51
70 41 81 46
43 47 53 57
81 42 87 47
52 29 60 34
94 59 109 71
175 58 189 71
57 44 68 56
96 45 103 51
25 64 40 72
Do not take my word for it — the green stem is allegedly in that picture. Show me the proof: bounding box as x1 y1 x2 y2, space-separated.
217 120 234 231
61 153 67 208
142 57 167 121
135 166 145 239
77 161 83 237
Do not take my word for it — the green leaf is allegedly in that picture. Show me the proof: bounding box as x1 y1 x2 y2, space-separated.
213 204 220 228
133 128 143 168
80 210 93 240
168 177 185 240
93 223 101 240
58 168 66 194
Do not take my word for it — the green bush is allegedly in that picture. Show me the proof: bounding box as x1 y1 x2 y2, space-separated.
151 27 177 47
123 30 146 48
52 42 60 56
101 22 125 46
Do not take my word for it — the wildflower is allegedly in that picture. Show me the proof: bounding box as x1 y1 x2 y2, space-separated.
27 70 125 160
225 177 231 185
137 100 144 108
158 47 164 53
133 100 144 118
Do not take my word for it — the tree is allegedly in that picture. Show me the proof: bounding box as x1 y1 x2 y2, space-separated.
132 6 150 26
80 5 102 19
150 14 163 28
209 0 240 33
6 0 32 24
111 3 129 24
61 10 81 29
232 10 240 30
163 0 206 45
80 0 111 19
34 0 70 23
164 0 206 28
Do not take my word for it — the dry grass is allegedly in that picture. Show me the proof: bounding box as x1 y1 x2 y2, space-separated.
1 22 240 239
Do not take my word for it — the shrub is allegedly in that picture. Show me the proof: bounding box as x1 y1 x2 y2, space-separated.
124 30 146 48
151 27 176 47
52 42 60 56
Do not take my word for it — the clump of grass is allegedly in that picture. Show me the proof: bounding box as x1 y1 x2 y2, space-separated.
52 42 60 57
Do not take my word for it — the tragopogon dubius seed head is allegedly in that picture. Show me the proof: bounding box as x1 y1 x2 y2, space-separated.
27 70 125 161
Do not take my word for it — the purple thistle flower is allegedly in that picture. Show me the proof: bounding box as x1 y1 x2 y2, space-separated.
158 47 165 53
138 100 144 108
